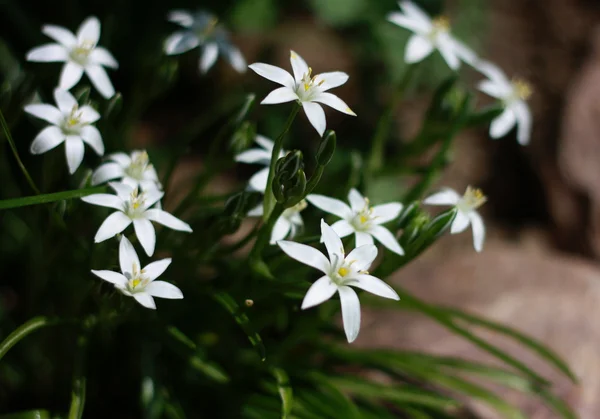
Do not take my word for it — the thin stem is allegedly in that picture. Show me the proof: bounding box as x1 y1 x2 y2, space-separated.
262 104 301 220
68 333 89 419
0 109 41 194
0 316 71 361
0 186 106 210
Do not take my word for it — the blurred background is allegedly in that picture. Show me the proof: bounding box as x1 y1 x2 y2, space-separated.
3 0 600 417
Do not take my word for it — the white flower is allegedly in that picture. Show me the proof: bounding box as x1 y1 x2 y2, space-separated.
92 150 161 191
24 88 103 174
307 189 404 256
423 186 486 252
248 50 356 137
475 60 533 145
164 10 246 74
91 236 182 309
26 16 118 99
387 1 476 70
234 135 285 192
81 182 192 256
278 220 399 343
248 200 307 244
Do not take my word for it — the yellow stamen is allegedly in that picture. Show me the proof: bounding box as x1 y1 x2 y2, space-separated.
512 79 532 100
132 279 141 288
463 186 487 209
432 16 450 31
338 267 349 277
360 215 368 224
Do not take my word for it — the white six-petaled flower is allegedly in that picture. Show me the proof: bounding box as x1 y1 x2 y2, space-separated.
26 16 118 99
475 60 533 145
234 135 285 192
387 1 475 70
24 89 104 174
81 182 192 256
164 10 246 74
249 50 356 137
278 220 400 343
92 150 161 191
307 189 404 256
91 236 183 309
423 186 486 252
249 200 307 244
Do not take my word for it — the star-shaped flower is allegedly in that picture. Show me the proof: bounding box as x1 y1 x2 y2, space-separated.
92 150 161 192
423 186 486 252
26 16 118 99
81 182 192 256
234 135 285 192
387 1 475 70
307 189 404 256
475 60 533 145
24 88 103 174
164 10 246 74
248 200 307 244
278 220 399 343
248 50 356 136
91 236 183 309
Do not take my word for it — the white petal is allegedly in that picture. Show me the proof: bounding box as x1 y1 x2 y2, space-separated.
167 10 195 27
345 244 378 271
80 125 104 156
200 43 219 73
306 194 352 219
119 235 140 276
164 32 199 55
490 108 517 139
30 126 64 154
145 281 183 299
302 102 326 137
255 134 274 151
369 225 404 256
315 71 349 91
54 88 78 113
94 211 132 242
371 203 403 224
85 65 115 99
405 34 434 64
423 188 461 206
92 163 124 185
451 211 471 234
235 149 271 164
145 209 192 232
248 168 269 192
347 188 366 212
79 105 100 123
143 258 172 281
261 87 298 105
109 181 135 201
277 240 330 274
91 270 127 287
24 104 62 125
247 204 263 217
514 101 532 146
321 219 344 262
144 190 165 210
89 47 118 69
77 16 101 45
338 286 361 343
477 79 509 99
225 47 246 73
475 60 510 85
26 44 68 62
248 63 295 89
81 193 124 210
331 220 355 238
107 152 131 167
352 274 399 300
290 50 309 81
469 211 485 252
42 25 76 47
355 231 374 248
59 62 84 91
400 1 432 25
451 38 478 67
437 36 461 70
387 12 430 33
301 276 337 309
133 293 156 309
65 136 85 174
270 217 292 244
134 218 156 256
313 92 356 116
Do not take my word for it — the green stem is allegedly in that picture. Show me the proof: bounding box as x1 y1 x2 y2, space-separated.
0 316 68 361
0 109 41 195
262 104 300 221
0 186 105 210
249 204 285 279
68 333 88 419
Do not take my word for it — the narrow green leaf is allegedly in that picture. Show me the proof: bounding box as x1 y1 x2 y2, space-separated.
0 410 51 419
0 186 106 210
0 316 68 361
271 368 293 419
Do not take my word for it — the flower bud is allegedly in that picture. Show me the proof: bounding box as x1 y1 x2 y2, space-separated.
315 130 336 166
230 121 256 155
272 151 307 205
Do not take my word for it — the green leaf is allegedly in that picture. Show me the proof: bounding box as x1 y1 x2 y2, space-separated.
271 368 293 419
309 0 368 26
0 186 106 210
230 0 278 30
0 316 68 361
0 411 51 419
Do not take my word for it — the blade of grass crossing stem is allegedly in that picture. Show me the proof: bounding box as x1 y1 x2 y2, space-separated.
213 292 266 361
270 368 293 419
0 186 106 210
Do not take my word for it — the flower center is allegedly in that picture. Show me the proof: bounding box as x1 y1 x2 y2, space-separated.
70 40 95 65
196 17 219 39
457 186 487 213
127 263 149 292
337 267 349 277
126 188 147 218
330 258 368 286
62 105 85 134
351 198 377 231
511 78 532 101
296 67 324 101
431 16 450 35
125 151 151 181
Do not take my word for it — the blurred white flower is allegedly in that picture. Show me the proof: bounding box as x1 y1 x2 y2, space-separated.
248 200 307 244
475 60 533 145
24 88 103 174
248 50 356 136
81 182 192 256
26 16 118 99
91 236 182 309
92 150 161 192
164 10 246 74
278 220 399 343
387 1 475 70
307 189 404 256
423 186 486 252
234 135 286 192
